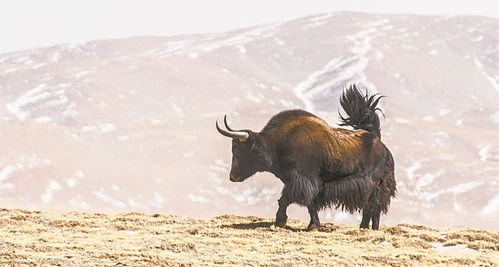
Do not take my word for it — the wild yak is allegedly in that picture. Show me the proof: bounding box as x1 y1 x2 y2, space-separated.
216 85 396 230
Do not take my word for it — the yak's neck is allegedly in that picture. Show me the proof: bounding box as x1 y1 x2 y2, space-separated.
263 145 284 180
256 132 276 173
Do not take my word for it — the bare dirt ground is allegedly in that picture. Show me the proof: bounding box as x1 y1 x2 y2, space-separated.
0 208 497 266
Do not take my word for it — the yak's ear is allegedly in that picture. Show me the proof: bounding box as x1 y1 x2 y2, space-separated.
236 130 249 142
235 130 252 143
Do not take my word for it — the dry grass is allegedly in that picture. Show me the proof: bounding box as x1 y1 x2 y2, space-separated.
0 208 497 266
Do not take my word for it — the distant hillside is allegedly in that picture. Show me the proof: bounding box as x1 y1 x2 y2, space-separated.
0 208 497 266
0 12 498 230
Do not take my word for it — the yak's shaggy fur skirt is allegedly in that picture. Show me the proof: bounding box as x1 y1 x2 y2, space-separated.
319 174 375 213
282 171 377 213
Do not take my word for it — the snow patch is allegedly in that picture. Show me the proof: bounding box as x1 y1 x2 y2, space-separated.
128 199 141 208
41 180 62 203
480 194 499 216
93 188 126 209
82 123 116 133
395 118 411 124
433 243 479 254
149 23 282 58
0 183 15 190
478 145 499 161
253 80 267 89
334 211 356 224
294 19 388 112
35 117 52 123
214 159 229 168
453 202 464 213
429 49 439 55
490 111 499 125
5 83 74 121
117 136 129 142
66 178 79 188
216 187 229 195
31 63 46 69
450 181 483 194
170 102 182 113
181 135 197 141
16 156 52 170
187 193 208 203
475 59 499 92
51 52 61 62
273 38 285 46
236 45 247 54
308 12 336 25
233 188 259 205
271 86 282 92
6 84 48 120
0 166 17 182
278 99 294 108
5 68 18 74
415 170 444 192
208 172 223 184
382 24 394 30
209 165 226 172
438 109 451 116
406 162 422 182
69 198 89 210
154 192 166 208
74 70 92 78
244 90 263 103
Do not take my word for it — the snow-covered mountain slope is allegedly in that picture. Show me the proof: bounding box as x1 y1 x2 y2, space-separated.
1 12 498 230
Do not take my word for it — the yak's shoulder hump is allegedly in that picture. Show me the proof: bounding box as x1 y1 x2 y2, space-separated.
261 109 319 132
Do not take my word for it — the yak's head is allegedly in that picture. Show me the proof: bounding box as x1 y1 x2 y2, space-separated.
216 116 271 182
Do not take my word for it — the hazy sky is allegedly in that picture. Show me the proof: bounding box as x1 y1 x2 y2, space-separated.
0 0 497 54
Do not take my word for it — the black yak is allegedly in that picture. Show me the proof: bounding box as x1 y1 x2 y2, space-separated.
216 85 396 230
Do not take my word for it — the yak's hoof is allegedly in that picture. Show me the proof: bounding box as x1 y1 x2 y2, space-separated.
307 223 320 231
275 217 287 228
359 224 369 229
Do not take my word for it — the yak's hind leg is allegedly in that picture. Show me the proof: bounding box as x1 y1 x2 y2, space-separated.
307 204 320 230
360 187 381 230
371 205 382 230
360 208 372 229
360 202 382 230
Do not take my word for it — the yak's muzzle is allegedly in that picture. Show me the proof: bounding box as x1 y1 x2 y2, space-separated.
229 175 243 182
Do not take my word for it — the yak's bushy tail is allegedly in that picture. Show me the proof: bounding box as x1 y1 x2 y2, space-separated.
339 84 384 137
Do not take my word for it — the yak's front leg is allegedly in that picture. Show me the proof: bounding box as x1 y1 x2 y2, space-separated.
307 205 320 230
275 196 290 228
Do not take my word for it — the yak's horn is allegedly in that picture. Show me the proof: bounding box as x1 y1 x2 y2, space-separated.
216 119 249 142
224 115 239 132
